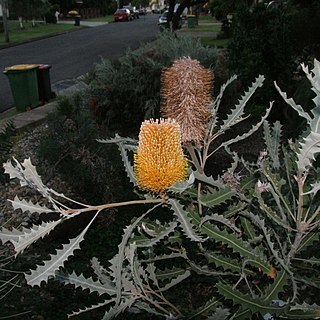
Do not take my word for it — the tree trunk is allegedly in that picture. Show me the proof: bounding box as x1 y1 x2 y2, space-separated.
18 16 24 29
0 0 9 43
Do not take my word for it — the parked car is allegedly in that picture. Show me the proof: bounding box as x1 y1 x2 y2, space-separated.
138 8 146 15
132 7 140 19
158 10 168 25
158 10 185 28
114 8 131 22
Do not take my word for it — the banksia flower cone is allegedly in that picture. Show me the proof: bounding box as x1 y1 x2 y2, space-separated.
134 119 188 193
161 57 213 144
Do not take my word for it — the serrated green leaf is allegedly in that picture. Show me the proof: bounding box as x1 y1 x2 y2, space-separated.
188 297 221 319
118 142 137 185
67 300 114 319
263 269 288 304
168 172 195 193
216 283 285 314
297 132 320 173
97 134 137 146
200 188 236 208
109 204 160 306
240 211 289 275
10 219 62 256
169 199 206 242
136 221 178 248
282 302 320 319
263 121 282 169
187 209 272 274
193 171 227 189
102 296 136 320
156 266 189 281
91 257 114 287
205 251 253 275
159 270 190 292
274 81 312 124
221 75 265 131
9 195 53 214
55 270 115 296
220 102 273 152
25 211 99 286
298 230 320 253
207 307 230 320
200 213 241 234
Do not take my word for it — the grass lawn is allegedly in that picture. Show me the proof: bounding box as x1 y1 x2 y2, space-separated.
198 14 219 23
200 37 231 48
181 24 221 32
84 15 114 22
0 20 84 48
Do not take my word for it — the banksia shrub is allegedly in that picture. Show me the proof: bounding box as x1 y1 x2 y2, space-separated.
134 118 188 193
161 57 213 144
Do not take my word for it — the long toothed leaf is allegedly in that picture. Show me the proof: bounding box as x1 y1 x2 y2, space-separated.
200 188 236 208
188 297 221 319
297 132 320 173
25 212 98 286
216 283 285 314
9 196 52 214
159 270 190 292
68 300 113 319
221 75 264 130
187 209 272 274
10 220 62 256
55 270 115 296
169 199 206 242
274 81 312 124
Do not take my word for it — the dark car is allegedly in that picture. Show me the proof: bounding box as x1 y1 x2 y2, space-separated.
114 9 131 22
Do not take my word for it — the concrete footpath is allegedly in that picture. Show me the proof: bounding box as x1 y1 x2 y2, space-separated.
0 78 85 133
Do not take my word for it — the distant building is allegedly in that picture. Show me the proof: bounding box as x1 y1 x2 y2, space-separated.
150 0 166 13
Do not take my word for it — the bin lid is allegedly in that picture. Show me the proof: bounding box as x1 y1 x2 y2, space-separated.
38 64 52 70
5 64 39 71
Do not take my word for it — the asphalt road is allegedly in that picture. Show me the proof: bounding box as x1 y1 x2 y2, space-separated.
0 14 159 113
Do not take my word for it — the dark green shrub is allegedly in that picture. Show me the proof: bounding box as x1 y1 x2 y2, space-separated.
38 95 113 204
228 4 295 100
228 1 320 126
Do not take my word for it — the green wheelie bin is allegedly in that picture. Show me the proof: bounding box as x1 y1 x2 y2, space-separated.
187 15 197 28
3 64 40 112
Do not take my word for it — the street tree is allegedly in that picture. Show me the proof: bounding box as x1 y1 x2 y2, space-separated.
8 0 50 27
0 0 9 42
167 0 207 30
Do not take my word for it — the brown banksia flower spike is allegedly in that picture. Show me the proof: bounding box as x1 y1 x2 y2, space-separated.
161 57 213 144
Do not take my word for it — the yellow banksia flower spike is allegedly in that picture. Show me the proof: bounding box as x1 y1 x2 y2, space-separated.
161 57 213 144
134 118 188 193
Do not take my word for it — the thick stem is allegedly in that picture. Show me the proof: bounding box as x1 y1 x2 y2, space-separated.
286 231 303 265
62 199 164 215
306 206 320 225
296 174 306 227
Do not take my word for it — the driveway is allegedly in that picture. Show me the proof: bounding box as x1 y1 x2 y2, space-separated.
0 14 159 113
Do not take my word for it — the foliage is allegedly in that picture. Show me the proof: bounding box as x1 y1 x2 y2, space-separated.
0 121 16 184
228 1 320 123
84 32 217 137
37 94 116 204
8 0 51 21
2 55 320 319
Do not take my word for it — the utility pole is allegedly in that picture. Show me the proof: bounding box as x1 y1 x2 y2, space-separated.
0 0 9 43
